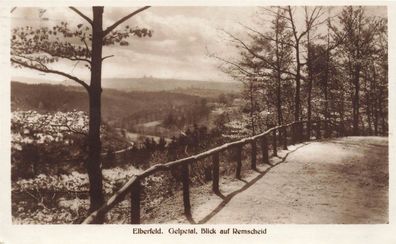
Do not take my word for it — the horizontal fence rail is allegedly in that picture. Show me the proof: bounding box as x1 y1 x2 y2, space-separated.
82 119 335 224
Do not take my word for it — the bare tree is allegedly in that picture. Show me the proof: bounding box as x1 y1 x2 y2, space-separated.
11 6 152 223
214 5 387 140
259 6 325 139
303 6 326 138
249 7 293 128
216 7 294 135
284 6 305 124
214 48 263 136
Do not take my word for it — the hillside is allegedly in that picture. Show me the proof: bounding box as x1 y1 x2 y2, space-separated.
101 77 241 94
13 76 242 95
11 81 206 125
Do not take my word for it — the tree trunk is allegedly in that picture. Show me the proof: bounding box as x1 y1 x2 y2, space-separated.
373 99 378 136
352 64 360 136
306 30 312 140
274 19 283 138
85 6 105 223
276 72 284 142
276 77 282 126
307 78 312 139
366 99 372 135
294 45 302 142
378 87 386 135
340 92 345 136
249 82 256 136
324 82 329 136
364 71 372 135
371 64 379 136
372 65 379 136
295 45 301 123
324 29 330 138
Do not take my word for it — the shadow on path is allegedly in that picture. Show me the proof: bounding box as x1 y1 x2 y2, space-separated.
194 142 310 224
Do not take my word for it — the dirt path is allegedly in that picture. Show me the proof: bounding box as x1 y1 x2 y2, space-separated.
204 137 388 224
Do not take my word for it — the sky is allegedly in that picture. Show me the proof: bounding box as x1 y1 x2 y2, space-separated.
10 6 387 84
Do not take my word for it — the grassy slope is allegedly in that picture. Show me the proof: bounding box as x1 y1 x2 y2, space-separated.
11 81 205 122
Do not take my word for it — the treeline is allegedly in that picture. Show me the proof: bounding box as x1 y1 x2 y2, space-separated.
221 6 388 137
104 123 226 169
124 94 236 138
162 98 211 129
11 111 131 179
11 81 206 128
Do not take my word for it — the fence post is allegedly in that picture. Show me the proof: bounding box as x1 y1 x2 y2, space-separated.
235 144 242 179
130 179 141 224
299 122 304 142
261 136 269 164
212 152 220 194
316 121 321 139
291 123 297 144
251 140 257 170
324 120 329 138
182 163 191 218
282 126 288 150
272 129 277 156
339 123 344 137
307 121 311 141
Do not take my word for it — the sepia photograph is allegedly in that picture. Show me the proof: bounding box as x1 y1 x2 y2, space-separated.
2 1 392 236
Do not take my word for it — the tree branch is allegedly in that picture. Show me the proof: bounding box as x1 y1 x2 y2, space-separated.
214 55 255 77
11 58 90 92
240 23 295 48
213 54 275 84
50 117 88 136
38 47 92 64
82 38 91 57
223 31 297 78
69 7 93 26
287 6 302 43
102 55 114 61
103 6 151 36
223 31 275 69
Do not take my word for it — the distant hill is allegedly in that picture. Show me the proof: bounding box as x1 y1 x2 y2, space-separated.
11 81 207 125
100 77 241 94
13 76 242 95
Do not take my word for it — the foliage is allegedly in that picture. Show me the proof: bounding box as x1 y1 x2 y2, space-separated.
11 110 129 179
220 6 388 136
11 20 151 72
11 6 153 215
162 98 211 130
13 166 142 194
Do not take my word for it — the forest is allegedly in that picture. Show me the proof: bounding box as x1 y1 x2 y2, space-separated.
11 81 213 124
217 6 388 138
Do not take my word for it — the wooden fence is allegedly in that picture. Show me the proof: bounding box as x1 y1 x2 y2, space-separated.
82 119 334 224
